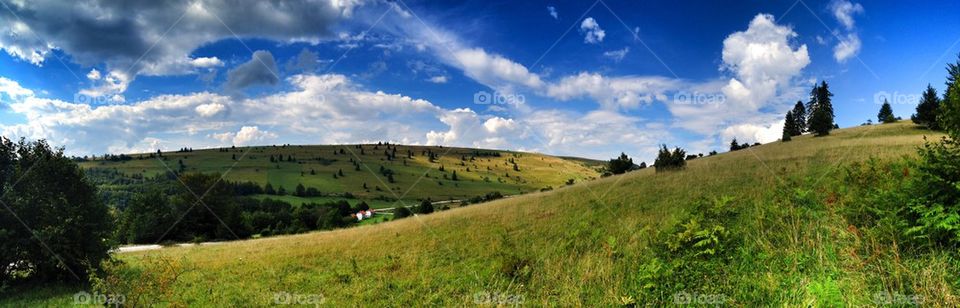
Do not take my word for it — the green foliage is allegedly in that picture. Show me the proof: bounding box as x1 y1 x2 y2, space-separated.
634 196 737 303
415 199 434 214
0 138 113 285
782 110 796 141
878 100 897 123
792 100 807 134
808 81 836 136
607 152 635 175
654 145 686 172
912 84 941 129
940 80 960 138
904 137 960 246
393 206 412 219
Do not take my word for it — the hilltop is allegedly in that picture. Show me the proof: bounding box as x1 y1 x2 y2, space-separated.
10 122 957 306
78 144 604 208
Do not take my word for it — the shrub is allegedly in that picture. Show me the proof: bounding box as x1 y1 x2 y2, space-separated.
607 152 636 175
654 145 686 172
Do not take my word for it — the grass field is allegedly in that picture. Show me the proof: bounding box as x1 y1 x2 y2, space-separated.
7 121 957 306
79 144 602 204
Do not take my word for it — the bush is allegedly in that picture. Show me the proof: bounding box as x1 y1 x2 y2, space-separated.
0 138 113 285
654 145 686 172
394 206 412 219
607 152 635 175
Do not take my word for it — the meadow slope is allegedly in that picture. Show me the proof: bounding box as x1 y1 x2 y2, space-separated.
9 121 957 306
79 144 602 207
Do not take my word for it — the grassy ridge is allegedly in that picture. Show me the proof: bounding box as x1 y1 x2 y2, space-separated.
79 145 602 204
8 122 957 306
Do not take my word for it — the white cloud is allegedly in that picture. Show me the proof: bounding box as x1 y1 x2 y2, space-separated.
580 17 605 44
228 126 277 145
547 6 558 19
86 69 101 81
195 103 226 117
668 13 809 140
190 57 224 68
833 33 861 63
830 0 864 31
721 119 785 145
427 75 448 83
546 72 679 110
829 0 864 63
452 48 544 91
603 47 630 62
0 76 34 99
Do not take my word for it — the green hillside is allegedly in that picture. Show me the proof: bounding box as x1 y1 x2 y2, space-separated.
79 144 603 208
9 122 958 306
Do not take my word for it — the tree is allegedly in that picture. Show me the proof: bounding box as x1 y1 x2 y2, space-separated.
0 138 113 284
878 100 896 123
295 183 306 197
913 84 941 130
947 52 960 91
807 81 835 136
783 110 797 139
607 152 635 175
451 171 458 181
416 199 434 214
730 138 740 151
941 79 960 138
654 145 686 172
792 100 807 134
394 206 412 219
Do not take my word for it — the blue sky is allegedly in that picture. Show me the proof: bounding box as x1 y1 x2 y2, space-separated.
0 0 958 162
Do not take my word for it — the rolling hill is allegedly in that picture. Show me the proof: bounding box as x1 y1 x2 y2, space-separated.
78 144 604 208
10 122 957 306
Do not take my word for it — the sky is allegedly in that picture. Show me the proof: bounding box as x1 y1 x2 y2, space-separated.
0 0 958 162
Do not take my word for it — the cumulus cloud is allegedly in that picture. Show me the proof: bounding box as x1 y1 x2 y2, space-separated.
580 17 605 44
211 126 277 145
603 47 630 62
669 13 809 139
226 50 280 91
0 76 34 99
190 57 224 69
721 119 785 145
0 0 358 97
546 72 679 110
427 75 448 83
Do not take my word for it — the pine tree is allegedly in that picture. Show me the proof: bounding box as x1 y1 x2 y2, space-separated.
878 100 896 123
947 52 960 91
782 111 795 141
807 81 835 136
913 84 941 130
792 100 807 134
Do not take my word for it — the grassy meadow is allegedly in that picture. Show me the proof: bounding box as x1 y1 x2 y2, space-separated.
7 121 957 306
79 144 602 206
